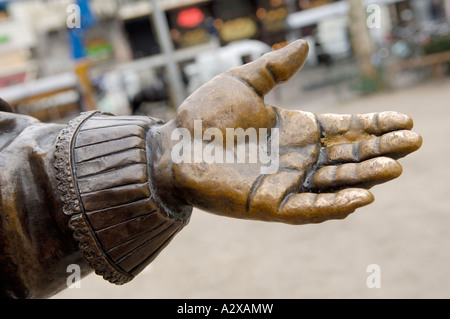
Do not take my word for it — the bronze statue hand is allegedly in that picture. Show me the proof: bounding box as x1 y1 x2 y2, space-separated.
0 40 424 298
151 40 422 225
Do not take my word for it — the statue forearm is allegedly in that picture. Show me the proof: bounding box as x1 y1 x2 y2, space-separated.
55 111 192 285
0 111 192 298
0 112 90 299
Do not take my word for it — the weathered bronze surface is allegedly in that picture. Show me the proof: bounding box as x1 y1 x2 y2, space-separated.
0 40 422 299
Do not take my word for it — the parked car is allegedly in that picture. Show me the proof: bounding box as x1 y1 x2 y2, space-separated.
184 39 272 94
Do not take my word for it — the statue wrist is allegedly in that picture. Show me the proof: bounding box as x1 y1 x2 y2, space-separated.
54 111 192 285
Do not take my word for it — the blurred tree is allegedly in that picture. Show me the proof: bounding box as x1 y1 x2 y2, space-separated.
348 0 380 92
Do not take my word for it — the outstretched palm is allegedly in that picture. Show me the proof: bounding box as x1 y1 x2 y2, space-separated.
152 40 422 225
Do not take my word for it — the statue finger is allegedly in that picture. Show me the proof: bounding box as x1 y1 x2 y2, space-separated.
275 188 374 225
317 112 414 139
226 40 309 96
0 98 15 113
319 130 423 165
274 107 319 148
310 157 402 191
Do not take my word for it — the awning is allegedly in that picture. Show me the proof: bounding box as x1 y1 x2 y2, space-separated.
287 0 405 29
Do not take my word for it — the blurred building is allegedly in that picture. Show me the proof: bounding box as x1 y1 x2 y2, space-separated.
0 0 448 121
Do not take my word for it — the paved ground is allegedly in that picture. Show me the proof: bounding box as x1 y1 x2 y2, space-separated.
54 68 450 299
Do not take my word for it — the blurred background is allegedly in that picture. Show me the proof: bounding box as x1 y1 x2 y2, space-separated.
0 0 449 299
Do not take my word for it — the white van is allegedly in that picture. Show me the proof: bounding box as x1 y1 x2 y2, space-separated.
184 39 271 94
